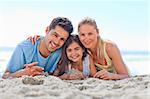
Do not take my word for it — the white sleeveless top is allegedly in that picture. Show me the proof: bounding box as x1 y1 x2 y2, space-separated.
67 54 90 76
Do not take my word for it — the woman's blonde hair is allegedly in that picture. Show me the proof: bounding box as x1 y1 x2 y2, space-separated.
78 17 105 61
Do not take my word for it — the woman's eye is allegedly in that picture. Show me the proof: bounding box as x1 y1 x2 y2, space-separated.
88 32 93 35
80 33 85 36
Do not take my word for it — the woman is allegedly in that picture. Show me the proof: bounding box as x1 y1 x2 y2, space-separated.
53 35 97 80
78 17 129 80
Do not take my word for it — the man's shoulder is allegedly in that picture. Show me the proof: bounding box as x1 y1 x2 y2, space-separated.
51 48 62 56
18 39 40 48
16 39 41 54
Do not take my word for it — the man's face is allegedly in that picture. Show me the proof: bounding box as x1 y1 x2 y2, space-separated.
44 25 69 52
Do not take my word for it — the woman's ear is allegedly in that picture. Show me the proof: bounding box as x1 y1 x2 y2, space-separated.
96 28 99 34
45 26 49 34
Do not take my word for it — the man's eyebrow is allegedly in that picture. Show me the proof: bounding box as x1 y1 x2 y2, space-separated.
53 31 67 39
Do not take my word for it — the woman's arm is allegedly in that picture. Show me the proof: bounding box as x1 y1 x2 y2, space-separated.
94 41 129 80
27 35 41 44
106 41 129 79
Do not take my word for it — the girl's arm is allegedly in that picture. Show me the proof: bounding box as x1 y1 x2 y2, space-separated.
59 73 70 80
59 73 85 80
53 68 60 76
89 56 97 76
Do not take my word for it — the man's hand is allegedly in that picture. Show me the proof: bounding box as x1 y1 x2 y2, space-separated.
24 62 44 76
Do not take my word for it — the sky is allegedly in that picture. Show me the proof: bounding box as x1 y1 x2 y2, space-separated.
0 0 149 51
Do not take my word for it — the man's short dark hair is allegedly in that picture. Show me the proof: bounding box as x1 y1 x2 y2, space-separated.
49 17 73 35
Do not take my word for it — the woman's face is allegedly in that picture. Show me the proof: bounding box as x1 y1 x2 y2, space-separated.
66 41 84 63
78 24 98 50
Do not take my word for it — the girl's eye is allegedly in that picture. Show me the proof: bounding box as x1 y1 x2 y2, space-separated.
75 47 80 51
67 49 72 52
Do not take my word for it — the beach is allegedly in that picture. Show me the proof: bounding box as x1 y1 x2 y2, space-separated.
0 75 150 99
0 49 150 99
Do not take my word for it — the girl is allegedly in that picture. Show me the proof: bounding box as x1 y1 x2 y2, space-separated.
53 35 97 80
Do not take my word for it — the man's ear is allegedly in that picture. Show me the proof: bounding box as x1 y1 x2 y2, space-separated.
45 26 49 34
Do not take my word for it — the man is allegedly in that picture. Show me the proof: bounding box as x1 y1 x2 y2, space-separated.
3 17 73 78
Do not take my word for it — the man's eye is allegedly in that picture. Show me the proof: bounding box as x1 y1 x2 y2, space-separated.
60 38 65 41
54 34 58 37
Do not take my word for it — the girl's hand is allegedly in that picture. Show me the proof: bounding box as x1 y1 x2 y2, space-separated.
27 35 41 44
69 73 85 80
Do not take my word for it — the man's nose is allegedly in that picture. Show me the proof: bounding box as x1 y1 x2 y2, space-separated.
55 37 61 45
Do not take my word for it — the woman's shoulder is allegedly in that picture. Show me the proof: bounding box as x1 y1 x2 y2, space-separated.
103 40 119 55
104 40 117 48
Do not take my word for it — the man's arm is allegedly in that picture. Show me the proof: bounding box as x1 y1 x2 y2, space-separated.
3 69 31 78
3 63 44 79
4 41 39 78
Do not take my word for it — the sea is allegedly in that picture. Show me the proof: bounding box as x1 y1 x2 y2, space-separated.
0 47 150 77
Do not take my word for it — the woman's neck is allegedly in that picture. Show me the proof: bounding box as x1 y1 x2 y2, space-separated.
89 40 100 61
89 43 98 55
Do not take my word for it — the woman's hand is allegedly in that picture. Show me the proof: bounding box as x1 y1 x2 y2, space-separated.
94 69 113 80
27 35 41 44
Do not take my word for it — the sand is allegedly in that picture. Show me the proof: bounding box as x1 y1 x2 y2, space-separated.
0 75 150 99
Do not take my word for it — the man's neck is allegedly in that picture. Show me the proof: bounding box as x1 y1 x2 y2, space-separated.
39 39 51 58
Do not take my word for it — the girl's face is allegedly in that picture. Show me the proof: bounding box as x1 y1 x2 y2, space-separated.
79 24 98 50
66 41 84 63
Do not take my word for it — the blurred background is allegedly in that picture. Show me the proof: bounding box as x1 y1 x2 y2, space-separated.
0 0 149 76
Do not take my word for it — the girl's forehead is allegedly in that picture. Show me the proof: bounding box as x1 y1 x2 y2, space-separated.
68 41 80 47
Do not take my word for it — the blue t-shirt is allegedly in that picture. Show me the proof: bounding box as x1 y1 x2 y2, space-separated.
7 39 61 73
